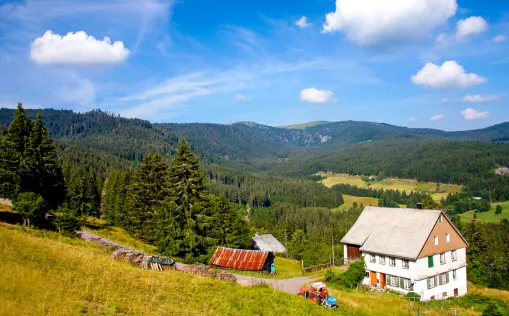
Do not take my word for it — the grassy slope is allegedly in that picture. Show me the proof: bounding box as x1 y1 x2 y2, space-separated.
0 225 340 316
459 201 509 223
338 195 379 209
318 173 462 201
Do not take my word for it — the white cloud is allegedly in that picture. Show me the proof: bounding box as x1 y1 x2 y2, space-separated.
463 95 498 103
322 0 457 47
456 16 488 41
235 94 250 101
430 114 444 121
30 30 130 65
300 88 335 104
411 60 486 89
409 117 416 121
295 16 311 28
494 35 507 43
441 97 450 103
461 108 489 120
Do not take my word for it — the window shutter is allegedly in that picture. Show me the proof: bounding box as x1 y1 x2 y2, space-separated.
435 275 439 288
427 278 431 289
387 275 391 285
446 272 449 283
399 277 403 288
428 256 434 268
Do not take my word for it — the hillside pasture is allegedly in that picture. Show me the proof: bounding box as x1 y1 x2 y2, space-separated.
317 172 462 201
459 201 509 223
0 225 338 316
337 195 379 209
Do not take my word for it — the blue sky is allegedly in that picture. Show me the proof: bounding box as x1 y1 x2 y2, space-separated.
0 0 508 130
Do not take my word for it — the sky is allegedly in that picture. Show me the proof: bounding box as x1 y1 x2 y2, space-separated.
0 0 508 130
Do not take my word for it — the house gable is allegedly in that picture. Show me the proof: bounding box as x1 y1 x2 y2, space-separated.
417 212 468 259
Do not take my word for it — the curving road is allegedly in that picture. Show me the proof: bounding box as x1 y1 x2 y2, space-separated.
79 229 316 294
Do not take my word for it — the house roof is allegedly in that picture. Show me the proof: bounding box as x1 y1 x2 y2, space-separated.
209 247 270 271
252 234 287 253
341 206 444 259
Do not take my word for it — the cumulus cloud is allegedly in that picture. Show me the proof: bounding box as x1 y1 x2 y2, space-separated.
295 16 311 28
412 60 486 89
235 94 250 101
409 117 416 121
30 30 130 65
494 35 507 43
300 88 335 104
430 114 444 121
456 16 488 40
463 95 498 103
461 108 489 120
322 0 457 47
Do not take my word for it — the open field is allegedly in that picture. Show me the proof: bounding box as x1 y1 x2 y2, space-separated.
318 172 462 201
338 195 379 209
459 201 509 223
0 225 340 316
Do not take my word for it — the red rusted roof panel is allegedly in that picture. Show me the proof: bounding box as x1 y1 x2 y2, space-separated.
209 247 269 271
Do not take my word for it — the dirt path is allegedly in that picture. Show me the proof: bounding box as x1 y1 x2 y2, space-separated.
79 229 315 294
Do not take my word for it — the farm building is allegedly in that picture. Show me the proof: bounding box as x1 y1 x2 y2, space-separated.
209 247 275 272
252 233 287 253
342 206 468 301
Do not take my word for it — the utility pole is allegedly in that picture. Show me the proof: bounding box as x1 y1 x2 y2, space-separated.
332 235 335 266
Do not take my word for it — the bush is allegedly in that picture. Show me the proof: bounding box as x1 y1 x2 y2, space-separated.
483 302 506 316
324 269 343 285
14 192 46 227
342 257 366 289
406 292 421 301
52 206 81 237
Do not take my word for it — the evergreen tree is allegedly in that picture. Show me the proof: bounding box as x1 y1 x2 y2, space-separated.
0 103 29 198
124 153 168 242
495 205 502 215
210 194 251 249
23 112 64 207
65 165 99 217
422 195 441 210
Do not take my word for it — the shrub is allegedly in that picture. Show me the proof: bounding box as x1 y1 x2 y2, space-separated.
52 206 81 237
406 292 421 301
14 192 46 227
324 269 343 285
342 257 366 289
483 302 505 316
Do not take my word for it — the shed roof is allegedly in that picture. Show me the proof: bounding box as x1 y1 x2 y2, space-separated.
341 206 443 259
252 234 287 253
209 247 269 271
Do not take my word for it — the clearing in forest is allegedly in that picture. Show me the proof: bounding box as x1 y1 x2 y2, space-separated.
459 201 509 223
317 172 462 201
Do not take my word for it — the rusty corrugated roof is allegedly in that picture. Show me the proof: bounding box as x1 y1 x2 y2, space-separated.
209 247 269 271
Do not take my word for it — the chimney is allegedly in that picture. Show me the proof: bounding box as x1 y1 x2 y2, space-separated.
416 203 423 209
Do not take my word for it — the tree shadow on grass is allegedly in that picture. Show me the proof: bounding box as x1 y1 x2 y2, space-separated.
0 210 22 225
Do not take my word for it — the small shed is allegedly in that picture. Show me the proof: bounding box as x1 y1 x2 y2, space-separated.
209 247 275 272
252 233 287 253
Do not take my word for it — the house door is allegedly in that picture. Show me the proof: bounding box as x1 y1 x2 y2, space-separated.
370 271 377 286
380 273 386 288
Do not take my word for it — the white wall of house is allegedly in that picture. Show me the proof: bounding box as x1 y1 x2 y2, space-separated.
360 248 467 301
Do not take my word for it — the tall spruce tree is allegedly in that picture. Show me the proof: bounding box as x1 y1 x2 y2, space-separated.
210 194 251 249
0 103 29 198
65 165 99 217
125 153 168 242
23 112 64 207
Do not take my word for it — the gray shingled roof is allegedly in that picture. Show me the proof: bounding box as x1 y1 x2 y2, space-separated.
252 234 287 253
341 206 442 259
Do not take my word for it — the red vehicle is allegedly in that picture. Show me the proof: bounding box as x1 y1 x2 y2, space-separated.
298 282 338 309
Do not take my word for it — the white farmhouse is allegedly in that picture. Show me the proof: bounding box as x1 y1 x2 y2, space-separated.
341 206 468 301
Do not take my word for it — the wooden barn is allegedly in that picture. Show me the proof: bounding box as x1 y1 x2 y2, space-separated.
209 247 275 272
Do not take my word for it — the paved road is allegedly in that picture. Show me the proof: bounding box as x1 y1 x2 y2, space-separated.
79 229 315 294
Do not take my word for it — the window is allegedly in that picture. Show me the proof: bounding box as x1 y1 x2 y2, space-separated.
402 259 409 269
428 255 434 268
453 269 457 281
428 276 435 289
446 233 450 243
379 255 386 265
454 289 459 296
389 257 396 267
365 271 369 278
404 279 411 290
370 254 376 263
443 292 448 298
431 296 435 300
390 275 398 287
440 253 446 265
451 250 457 262
438 215 443 222
434 236 438 245
440 273 449 285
